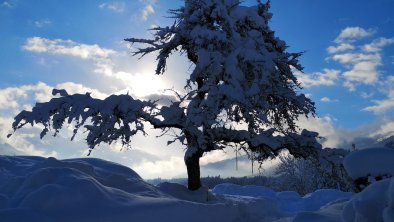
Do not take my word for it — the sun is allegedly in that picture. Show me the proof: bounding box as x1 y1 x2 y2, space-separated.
131 72 168 97
114 71 170 98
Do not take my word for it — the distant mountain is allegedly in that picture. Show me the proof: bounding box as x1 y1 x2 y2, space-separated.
201 155 276 178
342 134 394 150
0 143 27 156
375 135 394 148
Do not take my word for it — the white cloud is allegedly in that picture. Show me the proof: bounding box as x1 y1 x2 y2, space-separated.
0 82 52 111
0 82 109 113
335 27 374 43
56 82 108 99
298 115 394 150
369 121 394 140
294 69 340 88
131 156 186 179
200 149 236 166
331 53 381 65
99 2 125 13
93 60 169 97
0 116 58 157
23 37 115 59
320 97 331 102
343 61 380 89
326 27 394 91
1 1 13 8
297 116 342 148
141 0 156 21
363 78 394 113
34 19 51 28
327 43 355 54
362 37 394 53
23 37 170 98
331 53 381 91
0 82 110 158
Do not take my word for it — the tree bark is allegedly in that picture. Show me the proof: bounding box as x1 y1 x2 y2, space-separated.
185 150 203 190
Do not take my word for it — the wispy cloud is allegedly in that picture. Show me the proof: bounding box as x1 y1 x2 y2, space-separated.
331 53 380 65
364 76 394 113
327 43 355 54
34 19 51 28
141 0 156 21
23 37 115 59
23 37 171 98
362 37 394 53
1 1 13 8
99 1 125 13
294 69 340 88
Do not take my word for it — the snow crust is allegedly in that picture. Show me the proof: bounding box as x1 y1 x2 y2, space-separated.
343 147 394 179
1 155 391 222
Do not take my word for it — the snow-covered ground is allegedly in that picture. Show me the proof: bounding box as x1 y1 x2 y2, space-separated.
0 155 393 222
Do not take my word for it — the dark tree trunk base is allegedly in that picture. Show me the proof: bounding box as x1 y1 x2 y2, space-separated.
185 150 203 191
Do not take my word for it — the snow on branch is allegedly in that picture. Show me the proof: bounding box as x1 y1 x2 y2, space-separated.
210 127 321 160
125 24 180 75
8 89 185 153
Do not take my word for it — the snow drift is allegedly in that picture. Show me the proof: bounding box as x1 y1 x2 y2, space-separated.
0 155 392 221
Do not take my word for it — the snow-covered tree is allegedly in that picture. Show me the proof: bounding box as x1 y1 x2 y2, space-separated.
9 0 321 190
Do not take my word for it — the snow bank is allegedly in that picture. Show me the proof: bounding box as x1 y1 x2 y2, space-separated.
343 147 394 179
342 177 394 222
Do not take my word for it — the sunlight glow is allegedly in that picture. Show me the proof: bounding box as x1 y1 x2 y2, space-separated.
115 71 169 97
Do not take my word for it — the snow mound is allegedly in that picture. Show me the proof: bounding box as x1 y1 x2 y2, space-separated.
343 177 394 222
0 156 241 222
343 147 394 179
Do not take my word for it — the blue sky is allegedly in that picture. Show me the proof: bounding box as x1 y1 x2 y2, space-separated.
1 0 394 179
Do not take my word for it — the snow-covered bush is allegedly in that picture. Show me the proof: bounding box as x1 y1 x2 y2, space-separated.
344 147 394 192
275 148 353 194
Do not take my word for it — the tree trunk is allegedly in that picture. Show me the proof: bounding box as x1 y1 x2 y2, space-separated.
185 151 203 190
